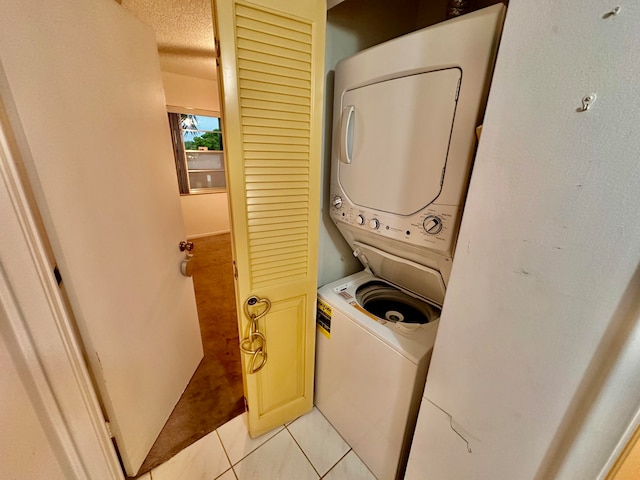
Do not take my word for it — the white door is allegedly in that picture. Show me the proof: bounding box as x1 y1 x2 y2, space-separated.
0 0 202 476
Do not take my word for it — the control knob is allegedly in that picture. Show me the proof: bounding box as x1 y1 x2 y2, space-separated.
369 218 380 230
423 215 443 235
332 196 343 209
356 215 365 225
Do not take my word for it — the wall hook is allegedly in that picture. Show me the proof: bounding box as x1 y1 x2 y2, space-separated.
603 6 621 18
579 93 597 112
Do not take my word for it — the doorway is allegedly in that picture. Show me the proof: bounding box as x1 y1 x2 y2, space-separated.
118 1 245 475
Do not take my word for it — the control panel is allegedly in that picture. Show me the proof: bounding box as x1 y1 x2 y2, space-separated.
330 191 460 256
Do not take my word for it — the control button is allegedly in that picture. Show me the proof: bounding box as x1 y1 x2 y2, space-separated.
356 215 365 225
369 218 380 229
332 196 343 209
423 215 443 235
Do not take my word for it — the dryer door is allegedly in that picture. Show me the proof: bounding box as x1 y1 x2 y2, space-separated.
338 68 461 216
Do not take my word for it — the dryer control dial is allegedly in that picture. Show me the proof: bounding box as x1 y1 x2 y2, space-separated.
369 218 380 230
356 215 365 225
332 196 343 209
423 215 443 235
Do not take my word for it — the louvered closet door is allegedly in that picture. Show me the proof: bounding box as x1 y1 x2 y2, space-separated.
213 0 325 437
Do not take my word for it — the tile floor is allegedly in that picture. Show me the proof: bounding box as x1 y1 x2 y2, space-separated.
138 407 376 480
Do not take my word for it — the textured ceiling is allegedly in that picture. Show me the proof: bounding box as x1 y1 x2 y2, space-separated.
121 0 217 80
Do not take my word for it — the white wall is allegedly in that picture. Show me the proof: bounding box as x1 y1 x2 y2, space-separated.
410 1 640 478
161 70 230 237
162 70 220 115
181 192 230 238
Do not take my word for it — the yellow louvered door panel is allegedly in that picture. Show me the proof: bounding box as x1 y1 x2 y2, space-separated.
212 0 325 437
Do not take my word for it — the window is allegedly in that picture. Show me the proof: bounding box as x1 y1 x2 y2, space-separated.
168 113 225 194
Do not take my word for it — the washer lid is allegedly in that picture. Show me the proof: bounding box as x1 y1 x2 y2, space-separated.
338 68 461 215
353 242 446 306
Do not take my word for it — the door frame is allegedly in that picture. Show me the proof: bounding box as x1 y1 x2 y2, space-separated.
0 88 123 480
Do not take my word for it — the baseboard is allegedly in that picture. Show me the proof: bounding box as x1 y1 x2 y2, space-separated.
186 229 231 240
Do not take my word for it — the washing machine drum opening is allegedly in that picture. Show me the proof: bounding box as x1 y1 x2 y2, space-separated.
356 281 440 324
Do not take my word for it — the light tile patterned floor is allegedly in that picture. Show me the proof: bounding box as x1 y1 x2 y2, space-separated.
145 407 376 480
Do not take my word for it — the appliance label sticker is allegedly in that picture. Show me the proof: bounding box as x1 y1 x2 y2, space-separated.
316 298 332 339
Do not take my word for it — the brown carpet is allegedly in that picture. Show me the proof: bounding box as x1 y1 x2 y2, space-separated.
132 233 244 477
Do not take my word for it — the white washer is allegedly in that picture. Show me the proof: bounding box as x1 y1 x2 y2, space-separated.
315 5 506 480
316 269 439 480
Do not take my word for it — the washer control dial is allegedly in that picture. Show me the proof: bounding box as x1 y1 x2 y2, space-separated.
423 215 443 235
369 218 380 230
332 196 343 209
356 214 365 225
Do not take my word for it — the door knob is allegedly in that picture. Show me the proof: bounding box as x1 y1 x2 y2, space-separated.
179 241 194 252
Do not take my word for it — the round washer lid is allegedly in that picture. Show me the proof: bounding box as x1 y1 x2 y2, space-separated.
352 241 446 306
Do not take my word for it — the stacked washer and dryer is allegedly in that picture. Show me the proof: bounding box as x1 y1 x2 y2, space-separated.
314 5 506 480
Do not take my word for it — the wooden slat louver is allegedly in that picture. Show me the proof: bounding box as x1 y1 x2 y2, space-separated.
235 4 313 290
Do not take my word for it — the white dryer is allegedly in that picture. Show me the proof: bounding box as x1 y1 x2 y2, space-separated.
315 5 506 480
